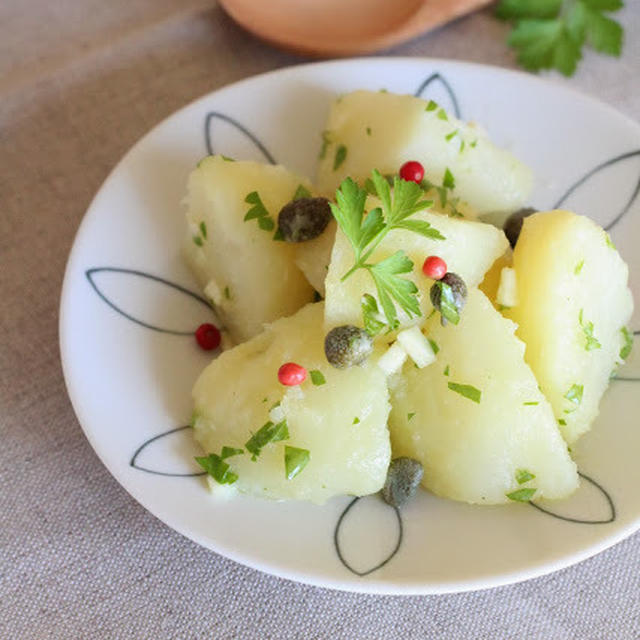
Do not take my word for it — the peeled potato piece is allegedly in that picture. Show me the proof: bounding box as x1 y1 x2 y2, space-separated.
192 303 391 504
316 90 533 219
479 248 513 307
184 156 314 343
505 210 633 443
390 289 579 505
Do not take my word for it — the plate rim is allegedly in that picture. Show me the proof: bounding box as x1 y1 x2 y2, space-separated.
59 56 640 595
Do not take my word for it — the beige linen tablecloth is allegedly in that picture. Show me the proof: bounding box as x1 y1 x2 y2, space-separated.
1 1 639 637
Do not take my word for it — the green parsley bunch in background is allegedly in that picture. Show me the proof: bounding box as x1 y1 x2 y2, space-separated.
496 0 625 76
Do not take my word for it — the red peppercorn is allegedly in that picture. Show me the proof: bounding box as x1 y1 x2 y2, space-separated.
422 256 447 280
278 362 307 386
399 161 425 184
195 323 221 350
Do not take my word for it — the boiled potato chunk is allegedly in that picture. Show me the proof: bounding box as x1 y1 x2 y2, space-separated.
294 220 337 297
325 209 508 333
479 249 513 307
390 289 578 504
192 303 391 504
316 90 533 218
184 156 314 343
505 210 634 443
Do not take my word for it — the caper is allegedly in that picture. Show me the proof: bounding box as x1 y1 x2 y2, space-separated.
503 207 537 248
382 457 424 507
324 325 373 369
430 272 467 325
277 197 332 242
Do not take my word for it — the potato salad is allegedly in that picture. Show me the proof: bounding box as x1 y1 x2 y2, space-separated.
183 89 633 506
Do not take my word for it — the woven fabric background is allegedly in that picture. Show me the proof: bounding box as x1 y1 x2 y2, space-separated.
1 2 639 637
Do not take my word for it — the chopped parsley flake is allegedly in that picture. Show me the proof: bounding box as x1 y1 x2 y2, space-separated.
564 384 584 412
443 364 450 376
516 469 536 484
427 338 439 354
221 155 235 162
437 108 448 121
319 130 331 160
407 412 416 421
443 168 456 190
262 397 268 403
284 446 310 480
352 417 360 425
447 382 481 404
620 327 633 360
221 446 244 459
245 420 289 460
506 488 536 502
574 259 584 275
434 280 460 325
224 286 231 300
193 235 203 247
361 293 386 337
459 140 466 153
558 418 567 426
470 140 478 148
366 127 372 136
605 233 616 249
195 453 238 485
199 221 207 239
445 129 459 142
293 184 312 200
523 401 539 406
333 144 347 171
244 191 276 232
579 309 601 351
425 100 439 112
309 370 326 386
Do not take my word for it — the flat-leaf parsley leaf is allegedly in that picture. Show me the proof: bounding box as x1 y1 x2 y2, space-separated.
331 170 443 328
496 0 624 77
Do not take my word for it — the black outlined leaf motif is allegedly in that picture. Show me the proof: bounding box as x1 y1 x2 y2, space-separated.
205 111 276 164
334 496 403 576
86 268 213 335
529 472 615 524
414 73 461 119
553 150 640 232
130 426 205 477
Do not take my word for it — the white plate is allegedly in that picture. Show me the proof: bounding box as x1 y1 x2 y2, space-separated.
60 58 640 595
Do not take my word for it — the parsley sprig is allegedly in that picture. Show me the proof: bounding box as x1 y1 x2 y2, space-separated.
330 170 444 329
496 0 624 77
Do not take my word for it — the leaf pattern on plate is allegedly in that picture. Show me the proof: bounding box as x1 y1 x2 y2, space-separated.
130 425 206 477
552 149 640 232
85 267 213 335
204 111 276 164
529 472 615 524
413 72 461 119
334 496 403 577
